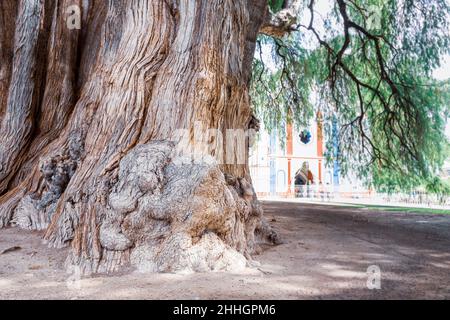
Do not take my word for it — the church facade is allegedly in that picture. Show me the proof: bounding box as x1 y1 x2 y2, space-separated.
249 113 361 197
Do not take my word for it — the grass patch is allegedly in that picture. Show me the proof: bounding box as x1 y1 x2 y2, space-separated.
342 203 450 215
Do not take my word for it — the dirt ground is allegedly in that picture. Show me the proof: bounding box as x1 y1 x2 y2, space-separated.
0 201 449 300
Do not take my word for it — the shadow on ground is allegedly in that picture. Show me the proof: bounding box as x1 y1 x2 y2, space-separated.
0 201 449 299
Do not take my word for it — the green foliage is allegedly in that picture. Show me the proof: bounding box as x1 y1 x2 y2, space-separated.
251 34 317 143
252 0 450 193
268 0 285 13
425 177 450 196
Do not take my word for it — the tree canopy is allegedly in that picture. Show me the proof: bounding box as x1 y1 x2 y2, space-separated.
252 0 450 193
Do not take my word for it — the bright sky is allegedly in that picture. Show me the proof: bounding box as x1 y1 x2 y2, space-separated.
434 55 450 81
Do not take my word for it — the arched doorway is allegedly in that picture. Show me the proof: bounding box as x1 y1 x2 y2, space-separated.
294 162 314 197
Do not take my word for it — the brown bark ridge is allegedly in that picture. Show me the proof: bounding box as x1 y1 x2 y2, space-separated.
0 0 281 275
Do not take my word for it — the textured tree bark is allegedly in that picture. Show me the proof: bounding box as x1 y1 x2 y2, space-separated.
0 0 280 274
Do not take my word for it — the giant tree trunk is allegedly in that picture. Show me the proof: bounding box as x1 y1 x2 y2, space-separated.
0 0 279 274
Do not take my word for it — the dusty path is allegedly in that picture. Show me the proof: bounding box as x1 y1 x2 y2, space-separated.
0 201 449 299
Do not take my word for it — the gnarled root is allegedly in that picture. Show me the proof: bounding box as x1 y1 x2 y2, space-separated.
2 141 280 275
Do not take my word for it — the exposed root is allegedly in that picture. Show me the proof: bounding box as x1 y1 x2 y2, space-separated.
0 138 280 275
12 141 81 230
53 140 281 274
0 190 25 228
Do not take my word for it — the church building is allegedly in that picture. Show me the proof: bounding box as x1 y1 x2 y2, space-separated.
249 112 355 197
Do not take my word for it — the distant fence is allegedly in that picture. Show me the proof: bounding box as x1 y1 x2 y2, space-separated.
294 185 450 207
